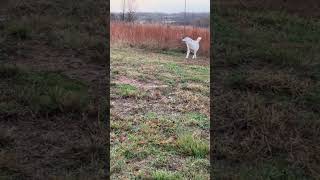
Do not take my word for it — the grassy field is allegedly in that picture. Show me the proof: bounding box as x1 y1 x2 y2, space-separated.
0 0 107 178
110 47 210 179
212 4 320 179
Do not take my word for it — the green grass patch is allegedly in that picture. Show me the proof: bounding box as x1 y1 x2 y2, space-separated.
160 62 209 84
177 133 209 158
151 170 182 180
123 150 149 160
144 112 158 120
185 113 209 129
115 84 139 98
160 49 185 57
163 62 185 76
188 66 209 74
181 158 210 180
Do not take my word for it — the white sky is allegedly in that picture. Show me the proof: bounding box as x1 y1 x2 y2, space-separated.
110 0 210 13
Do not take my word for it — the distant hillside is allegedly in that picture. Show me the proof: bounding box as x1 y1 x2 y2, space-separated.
111 12 210 27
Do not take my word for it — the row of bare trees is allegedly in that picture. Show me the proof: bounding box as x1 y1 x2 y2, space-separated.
120 0 137 22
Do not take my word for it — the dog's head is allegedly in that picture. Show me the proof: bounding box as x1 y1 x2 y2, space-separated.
182 37 188 42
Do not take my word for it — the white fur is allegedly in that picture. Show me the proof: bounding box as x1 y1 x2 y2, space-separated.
182 37 202 59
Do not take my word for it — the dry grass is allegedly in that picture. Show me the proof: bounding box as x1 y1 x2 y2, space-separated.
212 5 320 179
0 0 108 178
111 22 210 57
110 47 210 179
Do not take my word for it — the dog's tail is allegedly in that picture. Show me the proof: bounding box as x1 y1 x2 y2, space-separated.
196 37 202 42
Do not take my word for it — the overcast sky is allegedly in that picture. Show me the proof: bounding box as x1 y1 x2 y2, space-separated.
110 0 210 13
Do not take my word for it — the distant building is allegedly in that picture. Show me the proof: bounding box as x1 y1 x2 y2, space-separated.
163 20 176 24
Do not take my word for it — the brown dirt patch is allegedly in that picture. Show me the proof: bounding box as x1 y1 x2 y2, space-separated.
113 76 168 91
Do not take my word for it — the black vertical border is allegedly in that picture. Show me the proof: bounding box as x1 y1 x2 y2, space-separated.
210 1 214 180
105 0 110 179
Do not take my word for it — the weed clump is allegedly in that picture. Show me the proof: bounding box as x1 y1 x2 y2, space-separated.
151 170 182 180
177 133 209 158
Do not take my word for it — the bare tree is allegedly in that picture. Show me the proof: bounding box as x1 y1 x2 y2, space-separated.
126 0 137 22
121 0 126 21
184 0 186 34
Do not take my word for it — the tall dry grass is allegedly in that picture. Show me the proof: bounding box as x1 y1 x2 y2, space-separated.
111 22 210 57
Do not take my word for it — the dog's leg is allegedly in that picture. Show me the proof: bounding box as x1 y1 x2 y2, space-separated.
186 45 190 59
194 51 197 59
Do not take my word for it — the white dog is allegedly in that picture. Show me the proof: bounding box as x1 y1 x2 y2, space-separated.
182 37 202 59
